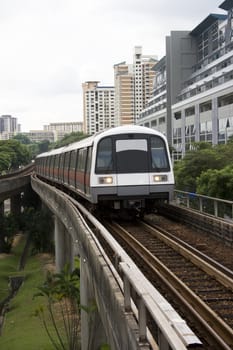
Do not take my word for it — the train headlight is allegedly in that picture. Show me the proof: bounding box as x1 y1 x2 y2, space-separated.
98 176 113 184
153 175 168 182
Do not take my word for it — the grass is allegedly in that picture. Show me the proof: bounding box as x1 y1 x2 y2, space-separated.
0 235 58 350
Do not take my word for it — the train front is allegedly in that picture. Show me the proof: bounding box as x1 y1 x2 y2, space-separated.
90 127 174 216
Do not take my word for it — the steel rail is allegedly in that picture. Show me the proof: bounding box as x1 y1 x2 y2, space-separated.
106 221 233 350
142 220 233 290
143 217 233 280
67 196 202 349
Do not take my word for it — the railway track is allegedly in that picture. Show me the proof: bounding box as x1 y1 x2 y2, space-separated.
0 163 34 179
32 175 233 348
102 219 233 350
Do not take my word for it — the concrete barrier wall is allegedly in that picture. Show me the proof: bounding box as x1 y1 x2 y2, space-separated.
31 176 146 350
160 203 233 246
0 176 30 202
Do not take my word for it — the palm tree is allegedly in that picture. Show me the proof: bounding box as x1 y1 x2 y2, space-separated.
34 264 81 350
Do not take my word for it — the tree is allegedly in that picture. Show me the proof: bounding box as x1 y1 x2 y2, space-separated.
0 153 11 173
0 213 18 253
13 133 31 145
0 139 31 173
51 132 88 149
20 206 54 254
34 264 81 350
38 140 50 154
174 145 223 192
174 141 233 196
197 165 233 200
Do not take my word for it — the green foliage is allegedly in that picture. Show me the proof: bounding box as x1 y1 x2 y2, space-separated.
174 147 222 192
196 164 233 200
51 132 88 149
0 213 19 253
27 142 40 159
20 207 54 254
0 139 31 173
12 133 31 144
99 345 111 350
174 141 233 198
0 152 11 173
34 264 81 350
0 248 57 350
189 141 212 151
38 140 50 153
13 133 52 158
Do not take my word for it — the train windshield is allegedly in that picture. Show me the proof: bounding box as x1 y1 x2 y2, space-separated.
96 134 170 174
116 139 148 173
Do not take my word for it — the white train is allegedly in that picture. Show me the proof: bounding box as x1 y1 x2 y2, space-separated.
35 125 174 216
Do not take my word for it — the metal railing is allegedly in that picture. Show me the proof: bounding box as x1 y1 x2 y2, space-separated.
174 190 233 222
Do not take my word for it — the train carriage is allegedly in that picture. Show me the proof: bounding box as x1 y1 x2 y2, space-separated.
35 125 174 215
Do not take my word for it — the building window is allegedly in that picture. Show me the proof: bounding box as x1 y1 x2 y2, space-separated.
159 117 165 125
185 107 195 117
200 101 212 113
218 93 233 107
174 111 181 120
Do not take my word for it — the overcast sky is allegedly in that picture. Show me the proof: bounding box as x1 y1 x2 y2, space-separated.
0 0 225 132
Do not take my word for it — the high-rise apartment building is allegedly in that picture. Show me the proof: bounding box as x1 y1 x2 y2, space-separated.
26 130 55 143
138 0 233 158
114 62 134 125
44 121 83 140
82 81 115 135
114 46 157 126
0 115 20 139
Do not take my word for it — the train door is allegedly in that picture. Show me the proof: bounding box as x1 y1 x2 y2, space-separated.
69 150 77 188
58 153 65 183
115 136 150 195
84 146 92 196
64 152 70 185
54 155 59 181
76 148 87 195
49 156 54 179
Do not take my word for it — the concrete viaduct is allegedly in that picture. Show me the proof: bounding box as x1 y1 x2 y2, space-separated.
0 169 201 350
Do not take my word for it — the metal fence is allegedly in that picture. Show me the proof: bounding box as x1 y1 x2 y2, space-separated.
174 190 233 222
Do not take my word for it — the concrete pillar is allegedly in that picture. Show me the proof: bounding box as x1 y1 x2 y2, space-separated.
195 103 200 142
10 194 21 216
54 216 74 272
80 251 107 350
212 96 218 145
181 109 186 156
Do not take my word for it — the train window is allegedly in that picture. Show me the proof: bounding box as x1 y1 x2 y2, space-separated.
96 137 113 173
59 153 65 181
77 148 87 171
116 138 148 173
54 155 59 168
150 136 170 171
54 155 59 179
86 146 92 173
64 152 70 169
44 158 49 176
60 153 65 169
46 157 50 177
70 150 77 169
50 156 55 177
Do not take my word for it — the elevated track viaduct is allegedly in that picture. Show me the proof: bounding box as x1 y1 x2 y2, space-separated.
1 167 232 349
